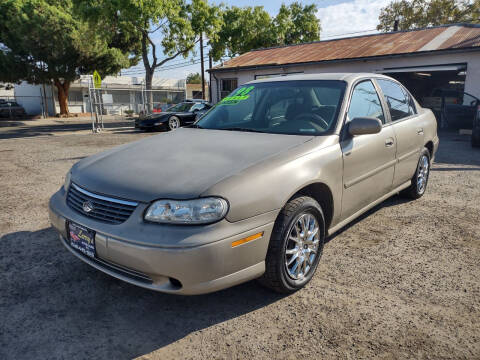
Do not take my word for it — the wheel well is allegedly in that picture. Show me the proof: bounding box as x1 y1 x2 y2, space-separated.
294 183 334 231
425 141 434 158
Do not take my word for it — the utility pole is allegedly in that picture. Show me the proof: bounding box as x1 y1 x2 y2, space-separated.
200 33 205 100
209 53 213 103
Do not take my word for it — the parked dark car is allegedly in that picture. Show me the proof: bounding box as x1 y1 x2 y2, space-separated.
472 105 480 147
0 101 27 118
135 101 212 131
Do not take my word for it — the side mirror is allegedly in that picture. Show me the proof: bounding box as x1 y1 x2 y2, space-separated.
348 117 382 136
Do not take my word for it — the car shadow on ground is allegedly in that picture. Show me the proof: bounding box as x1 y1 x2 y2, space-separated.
0 227 286 359
326 194 412 243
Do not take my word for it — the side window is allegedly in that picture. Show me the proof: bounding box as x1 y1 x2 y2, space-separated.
377 79 415 121
190 103 205 111
403 87 416 116
347 80 385 123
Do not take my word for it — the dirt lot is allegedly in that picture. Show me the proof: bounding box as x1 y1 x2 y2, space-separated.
1 118 479 359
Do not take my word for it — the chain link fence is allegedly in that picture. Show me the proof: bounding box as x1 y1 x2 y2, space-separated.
0 93 54 119
1 77 187 134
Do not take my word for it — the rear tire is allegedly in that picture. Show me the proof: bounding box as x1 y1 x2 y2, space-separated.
258 196 325 293
401 147 431 199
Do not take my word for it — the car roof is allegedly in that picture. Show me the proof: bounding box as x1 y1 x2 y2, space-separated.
246 73 394 85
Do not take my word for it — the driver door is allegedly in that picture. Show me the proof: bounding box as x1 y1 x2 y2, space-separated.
340 80 396 220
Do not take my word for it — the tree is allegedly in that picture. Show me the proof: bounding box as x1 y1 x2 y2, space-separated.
90 0 222 110
186 73 202 84
273 2 321 46
209 6 272 60
0 0 138 115
377 0 480 32
210 2 320 61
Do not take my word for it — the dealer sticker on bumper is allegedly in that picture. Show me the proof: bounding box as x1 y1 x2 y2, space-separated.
68 222 96 258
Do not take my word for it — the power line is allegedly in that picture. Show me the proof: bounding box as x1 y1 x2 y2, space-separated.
121 57 210 75
122 57 201 72
121 57 206 74
321 28 378 39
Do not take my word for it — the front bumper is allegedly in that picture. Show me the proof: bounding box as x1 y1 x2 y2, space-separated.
137 121 166 131
49 188 276 295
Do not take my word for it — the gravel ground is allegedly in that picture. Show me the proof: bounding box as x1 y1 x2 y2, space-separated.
1 118 479 359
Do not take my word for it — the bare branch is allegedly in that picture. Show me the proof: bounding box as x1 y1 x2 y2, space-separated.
145 31 158 68
153 38 201 69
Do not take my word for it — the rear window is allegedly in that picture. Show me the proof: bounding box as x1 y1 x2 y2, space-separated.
377 79 415 121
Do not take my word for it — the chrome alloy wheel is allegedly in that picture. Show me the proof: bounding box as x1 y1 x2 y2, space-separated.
285 213 320 280
169 117 180 130
417 154 429 194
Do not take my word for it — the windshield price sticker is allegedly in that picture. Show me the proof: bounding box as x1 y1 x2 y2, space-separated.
220 86 255 105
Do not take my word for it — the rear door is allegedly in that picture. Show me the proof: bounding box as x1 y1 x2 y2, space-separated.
376 79 424 188
340 80 396 220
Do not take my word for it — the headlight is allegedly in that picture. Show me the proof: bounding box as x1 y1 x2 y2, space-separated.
63 170 71 191
144 197 229 224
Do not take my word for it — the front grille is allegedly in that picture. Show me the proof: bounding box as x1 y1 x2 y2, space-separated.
67 183 138 224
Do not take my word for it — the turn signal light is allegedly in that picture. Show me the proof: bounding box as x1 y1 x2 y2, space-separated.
231 232 264 248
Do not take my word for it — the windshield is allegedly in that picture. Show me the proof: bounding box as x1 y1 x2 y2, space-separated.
167 102 194 112
196 80 346 135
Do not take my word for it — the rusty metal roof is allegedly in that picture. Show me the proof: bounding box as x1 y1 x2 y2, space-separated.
214 24 480 71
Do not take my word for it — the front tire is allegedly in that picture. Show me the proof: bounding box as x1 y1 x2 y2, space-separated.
168 116 181 131
402 147 431 199
259 196 325 293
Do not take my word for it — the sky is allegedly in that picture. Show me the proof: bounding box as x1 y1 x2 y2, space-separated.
123 0 392 80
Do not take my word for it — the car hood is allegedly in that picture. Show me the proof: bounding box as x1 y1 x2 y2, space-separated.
71 128 314 202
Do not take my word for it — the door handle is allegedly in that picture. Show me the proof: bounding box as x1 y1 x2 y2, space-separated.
417 128 424 135
385 138 394 147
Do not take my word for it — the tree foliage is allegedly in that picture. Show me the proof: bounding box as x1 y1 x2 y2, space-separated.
186 72 202 84
377 0 480 32
0 0 139 115
273 2 321 46
89 0 221 101
210 2 321 61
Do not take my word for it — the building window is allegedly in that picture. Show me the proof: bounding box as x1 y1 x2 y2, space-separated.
191 90 203 99
221 78 238 99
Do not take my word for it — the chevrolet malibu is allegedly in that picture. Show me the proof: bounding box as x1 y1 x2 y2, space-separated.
49 73 439 295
